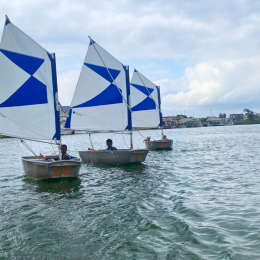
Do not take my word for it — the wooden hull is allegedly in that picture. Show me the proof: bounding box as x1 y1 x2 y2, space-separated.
22 156 81 179
177 126 187 128
78 149 149 165
145 140 173 150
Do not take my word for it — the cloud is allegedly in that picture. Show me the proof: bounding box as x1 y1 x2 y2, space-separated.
1 0 260 115
2 0 260 61
159 57 260 116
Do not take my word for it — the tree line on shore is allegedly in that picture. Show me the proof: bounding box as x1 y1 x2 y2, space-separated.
234 109 260 125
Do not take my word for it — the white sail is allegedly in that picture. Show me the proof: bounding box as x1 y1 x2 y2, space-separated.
65 38 131 132
130 69 162 128
0 16 60 141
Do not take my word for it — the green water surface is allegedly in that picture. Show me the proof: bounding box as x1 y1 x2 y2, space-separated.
0 125 260 259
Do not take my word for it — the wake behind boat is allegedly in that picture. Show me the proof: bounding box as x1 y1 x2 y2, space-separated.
0 16 81 178
65 37 148 164
130 69 173 150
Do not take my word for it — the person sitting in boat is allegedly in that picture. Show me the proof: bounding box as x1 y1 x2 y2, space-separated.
106 139 117 151
61 144 72 160
162 135 168 140
144 136 151 141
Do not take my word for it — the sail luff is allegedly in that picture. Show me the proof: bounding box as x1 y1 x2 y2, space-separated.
48 53 61 142
157 86 163 127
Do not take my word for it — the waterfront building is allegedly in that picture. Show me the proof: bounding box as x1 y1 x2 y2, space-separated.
244 114 248 120
255 113 260 119
207 117 233 126
230 114 244 121
162 116 178 127
177 118 203 128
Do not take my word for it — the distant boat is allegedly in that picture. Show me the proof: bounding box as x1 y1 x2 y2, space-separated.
130 69 173 150
163 126 176 129
0 16 81 179
65 37 149 164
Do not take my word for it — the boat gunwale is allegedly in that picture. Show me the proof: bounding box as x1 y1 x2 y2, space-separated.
78 149 149 154
22 156 82 166
144 139 173 143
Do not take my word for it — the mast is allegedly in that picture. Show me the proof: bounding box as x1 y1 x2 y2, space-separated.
125 65 133 149
49 52 62 159
157 85 163 136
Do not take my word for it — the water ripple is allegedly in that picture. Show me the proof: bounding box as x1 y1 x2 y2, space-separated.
1 126 260 259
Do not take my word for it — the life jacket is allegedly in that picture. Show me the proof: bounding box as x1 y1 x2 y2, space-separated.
63 153 72 160
106 147 117 151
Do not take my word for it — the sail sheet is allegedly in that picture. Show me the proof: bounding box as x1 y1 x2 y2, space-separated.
0 16 60 141
130 69 162 128
65 38 131 132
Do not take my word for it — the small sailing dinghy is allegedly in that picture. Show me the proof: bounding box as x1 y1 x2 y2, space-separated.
130 69 173 150
0 16 81 179
65 37 149 164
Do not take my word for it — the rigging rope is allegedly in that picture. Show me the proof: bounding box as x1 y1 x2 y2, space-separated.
89 134 94 149
135 70 161 112
51 141 58 155
89 37 132 113
156 129 162 138
20 140 39 158
1 112 50 140
137 130 145 139
122 133 130 149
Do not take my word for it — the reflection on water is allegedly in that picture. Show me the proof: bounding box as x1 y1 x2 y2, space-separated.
23 177 82 195
95 162 147 174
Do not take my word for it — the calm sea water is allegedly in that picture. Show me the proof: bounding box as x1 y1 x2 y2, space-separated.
0 125 260 260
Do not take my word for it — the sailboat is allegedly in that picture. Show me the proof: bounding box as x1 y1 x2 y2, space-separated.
130 69 173 150
0 16 81 179
65 37 149 164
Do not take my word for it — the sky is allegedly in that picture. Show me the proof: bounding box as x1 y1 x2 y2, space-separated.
1 0 260 117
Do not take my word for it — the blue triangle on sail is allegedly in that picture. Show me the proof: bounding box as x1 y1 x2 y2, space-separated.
132 96 156 112
84 63 121 83
89 40 96 46
0 76 48 107
131 83 154 96
5 17 11 26
72 84 123 109
0 49 44 76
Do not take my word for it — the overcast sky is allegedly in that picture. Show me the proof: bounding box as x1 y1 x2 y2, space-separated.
1 0 260 117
